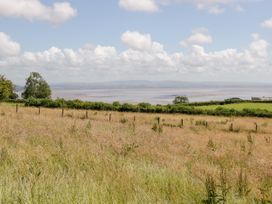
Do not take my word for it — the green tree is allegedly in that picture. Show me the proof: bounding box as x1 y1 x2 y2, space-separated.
0 75 17 100
173 96 189 104
22 72 51 99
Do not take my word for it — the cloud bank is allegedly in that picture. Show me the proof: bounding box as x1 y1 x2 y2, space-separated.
0 30 271 83
0 0 77 24
119 0 248 14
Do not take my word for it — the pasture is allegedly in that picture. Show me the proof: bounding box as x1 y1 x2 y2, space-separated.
0 103 271 203
198 102 272 112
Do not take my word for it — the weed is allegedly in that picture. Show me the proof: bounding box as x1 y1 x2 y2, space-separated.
246 133 254 155
69 121 77 134
264 136 271 144
66 113 73 118
163 123 177 128
240 141 246 152
195 120 208 127
121 143 139 156
202 175 218 204
207 139 216 152
217 167 230 204
154 117 161 125
236 169 251 198
86 120 92 130
120 118 128 124
57 138 64 150
247 133 254 145
85 120 92 136
258 176 272 203
152 123 163 133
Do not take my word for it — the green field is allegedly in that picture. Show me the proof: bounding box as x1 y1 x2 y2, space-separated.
198 102 272 111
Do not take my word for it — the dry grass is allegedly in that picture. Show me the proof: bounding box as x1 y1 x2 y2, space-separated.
0 103 271 203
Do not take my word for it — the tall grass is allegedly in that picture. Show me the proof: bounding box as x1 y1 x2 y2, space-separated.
0 103 271 203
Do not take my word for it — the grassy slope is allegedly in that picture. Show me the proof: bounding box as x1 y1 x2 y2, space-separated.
197 102 272 111
0 103 271 203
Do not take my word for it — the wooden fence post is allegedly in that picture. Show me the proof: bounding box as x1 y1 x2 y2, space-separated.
38 107 41 115
229 123 233 132
62 107 64 117
180 119 184 128
157 117 161 125
109 113 112 121
254 122 258 133
85 110 88 119
132 116 136 133
16 104 18 113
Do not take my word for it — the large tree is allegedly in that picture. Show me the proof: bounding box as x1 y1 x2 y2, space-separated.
173 96 189 104
0 75 17 100
22 72 51 99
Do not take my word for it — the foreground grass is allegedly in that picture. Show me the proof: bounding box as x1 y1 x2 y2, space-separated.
198 102 272 111
0 103 271 203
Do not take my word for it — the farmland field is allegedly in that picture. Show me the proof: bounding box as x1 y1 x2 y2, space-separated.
198 102 272 111
0 103 271 203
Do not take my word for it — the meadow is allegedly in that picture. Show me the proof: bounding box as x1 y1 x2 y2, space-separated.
0 103 271 203
198 102 272 112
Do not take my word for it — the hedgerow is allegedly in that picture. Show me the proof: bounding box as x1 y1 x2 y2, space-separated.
2 98 272 118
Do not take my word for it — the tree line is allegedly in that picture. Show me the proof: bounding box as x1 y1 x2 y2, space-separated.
0 72 51 100
2 72 272 118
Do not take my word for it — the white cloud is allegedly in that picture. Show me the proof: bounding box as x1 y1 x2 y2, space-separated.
121 31 163 52
0 31 271 83
182 0 245 14
249 33 269 57
119 0 159 13
261 18 272 29
181 28 213 46
122 0 251 14
0 32 21 58
0 0 77 24
208 6 225 14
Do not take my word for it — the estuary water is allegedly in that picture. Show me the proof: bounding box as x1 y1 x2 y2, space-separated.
52 86 272 104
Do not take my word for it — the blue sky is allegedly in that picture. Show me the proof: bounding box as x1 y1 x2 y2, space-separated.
0 0 272 84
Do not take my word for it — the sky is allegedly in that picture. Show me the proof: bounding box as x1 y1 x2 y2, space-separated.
0 0 272 84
